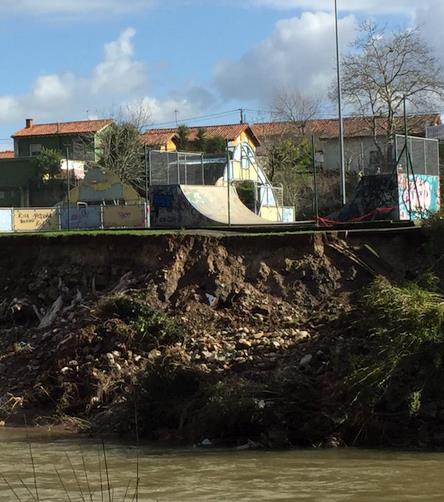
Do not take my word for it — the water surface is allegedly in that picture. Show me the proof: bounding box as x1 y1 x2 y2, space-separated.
0 429 443 501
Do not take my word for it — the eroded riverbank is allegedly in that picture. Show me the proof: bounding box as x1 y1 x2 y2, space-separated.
0 228 440 448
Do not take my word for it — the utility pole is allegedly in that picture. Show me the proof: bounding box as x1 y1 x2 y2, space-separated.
335 0 346 206
239 108 245 124
174 109 179 126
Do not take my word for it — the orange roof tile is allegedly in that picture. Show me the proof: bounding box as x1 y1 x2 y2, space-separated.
12 119 113 138
141 123 260 146
140 130 177 147
0 151 14 159
252 114 441 140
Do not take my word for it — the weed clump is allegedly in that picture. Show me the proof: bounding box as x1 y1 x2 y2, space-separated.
96 293 183 347
345 275 444 442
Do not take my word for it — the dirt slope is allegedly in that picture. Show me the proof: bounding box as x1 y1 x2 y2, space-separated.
0 230 425 446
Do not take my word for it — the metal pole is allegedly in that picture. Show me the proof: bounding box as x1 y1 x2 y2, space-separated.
66 147 70 231
177 151 180 185
335 0 346 206
201 153 205 185
403 95 412 218
226 142 231 226
149 150 152 187
144 145 149 203
312 136 319 223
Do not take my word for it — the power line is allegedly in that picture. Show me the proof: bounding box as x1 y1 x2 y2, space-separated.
147 109 241 129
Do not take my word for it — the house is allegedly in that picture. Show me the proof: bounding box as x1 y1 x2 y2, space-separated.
141 123 261 152
252 114 441 173
12 118 113 162
0 118 113 207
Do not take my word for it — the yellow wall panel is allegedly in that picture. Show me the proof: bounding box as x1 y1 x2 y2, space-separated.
13 209 59 232
103 205 147 229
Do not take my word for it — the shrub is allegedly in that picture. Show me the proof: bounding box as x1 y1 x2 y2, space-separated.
346 276 444 423
96 294 183 347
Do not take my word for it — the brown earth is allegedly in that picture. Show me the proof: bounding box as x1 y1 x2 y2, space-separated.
0 230 426 447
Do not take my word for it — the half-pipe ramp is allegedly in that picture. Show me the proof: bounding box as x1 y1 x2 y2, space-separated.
150 185 273 227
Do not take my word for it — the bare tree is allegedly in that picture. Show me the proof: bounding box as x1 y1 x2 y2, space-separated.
337 22 444 154
272 90 321 135
95 104 152 192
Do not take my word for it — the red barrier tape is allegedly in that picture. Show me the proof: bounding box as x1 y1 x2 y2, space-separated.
317 207 396 226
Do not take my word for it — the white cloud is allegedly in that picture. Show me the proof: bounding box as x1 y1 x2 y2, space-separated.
0 28 213 130
249 0 424 15
32 74 73 103
415 1 444 63
214 11 357 103
92 28 146 95
1 0 155 15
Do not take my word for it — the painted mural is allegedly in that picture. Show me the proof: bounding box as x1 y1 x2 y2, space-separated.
398 173 440 221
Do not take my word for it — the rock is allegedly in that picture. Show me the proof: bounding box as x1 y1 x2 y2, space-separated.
300 354 313 367
298 330 310 339
237 339 252 349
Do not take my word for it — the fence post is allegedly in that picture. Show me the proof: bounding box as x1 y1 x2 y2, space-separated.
144 145 149 204
312 135 319 223
100 205 104 230
226 142 231 227
66 147 71 231
177 152 180 185
149 149 152 186
201 153 205 185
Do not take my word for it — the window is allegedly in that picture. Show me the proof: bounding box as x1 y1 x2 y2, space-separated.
30 144 42 156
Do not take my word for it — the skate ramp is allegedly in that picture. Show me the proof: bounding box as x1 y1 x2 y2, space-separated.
150 185 273 227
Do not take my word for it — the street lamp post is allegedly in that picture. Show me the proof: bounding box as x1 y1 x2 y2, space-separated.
335 0 346 206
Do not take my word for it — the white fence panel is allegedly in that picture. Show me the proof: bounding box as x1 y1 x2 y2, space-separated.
0 209 13 232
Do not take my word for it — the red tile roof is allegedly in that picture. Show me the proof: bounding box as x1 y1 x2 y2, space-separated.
140 130 177 147
141 123 260 147
0 151 14 159
12 119 113 138
252 114 441 140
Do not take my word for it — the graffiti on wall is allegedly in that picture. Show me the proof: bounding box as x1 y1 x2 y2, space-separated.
13 209 59 232
398 173 440 221
103 205 147 229
60 207 102 230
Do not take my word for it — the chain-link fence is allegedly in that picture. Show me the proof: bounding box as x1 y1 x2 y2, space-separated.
394 135 440 176
149 151 228 186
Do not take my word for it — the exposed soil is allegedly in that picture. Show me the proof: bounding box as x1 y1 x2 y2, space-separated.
0 230 427 447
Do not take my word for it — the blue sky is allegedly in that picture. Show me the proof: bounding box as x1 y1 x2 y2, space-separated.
0 0 441 149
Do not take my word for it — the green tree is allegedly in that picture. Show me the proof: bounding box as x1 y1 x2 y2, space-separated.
204 136 226 154
35 148 62 180
267 138 313 215
194 128 207 152
176 125 190 151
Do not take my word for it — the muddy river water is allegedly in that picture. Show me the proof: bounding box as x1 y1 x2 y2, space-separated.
1 429 444 501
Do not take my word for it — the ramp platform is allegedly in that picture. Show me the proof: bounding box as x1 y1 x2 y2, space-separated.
150 185 272 228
